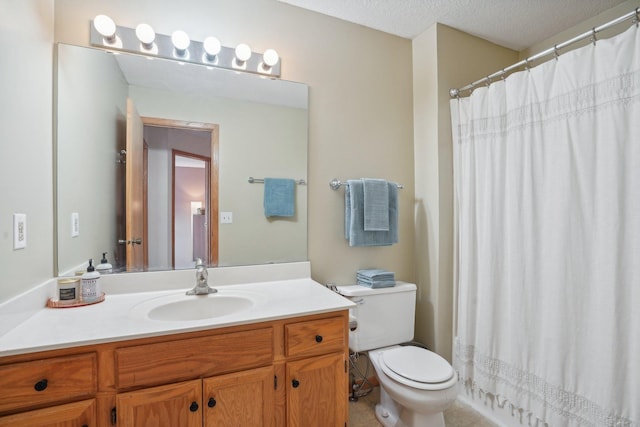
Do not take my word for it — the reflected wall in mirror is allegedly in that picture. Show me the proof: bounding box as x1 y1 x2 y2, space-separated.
55 44 308 276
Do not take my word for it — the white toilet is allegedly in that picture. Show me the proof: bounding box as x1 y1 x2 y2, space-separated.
337 282 458 427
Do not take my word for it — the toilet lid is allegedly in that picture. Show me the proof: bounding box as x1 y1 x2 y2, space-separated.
381 346 453 384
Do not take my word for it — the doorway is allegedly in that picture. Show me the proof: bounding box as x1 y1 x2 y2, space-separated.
172 150 209 269
142 118 219 269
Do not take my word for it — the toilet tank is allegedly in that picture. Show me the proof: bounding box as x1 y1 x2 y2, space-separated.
336 282 416 353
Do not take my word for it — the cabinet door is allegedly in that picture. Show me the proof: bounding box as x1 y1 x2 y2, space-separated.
116 379 201 427
286 353 347 427
0 399 95 427
203 366 275 427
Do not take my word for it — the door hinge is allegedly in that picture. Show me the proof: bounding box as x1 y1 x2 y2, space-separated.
111 407 117 425
274 375 278 390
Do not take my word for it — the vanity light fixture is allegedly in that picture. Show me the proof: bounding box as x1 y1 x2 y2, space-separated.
171 30 191 57
235 43 252 64
89 15 281 77
93 15 117 43
203 36 221 61
135 23 156 50
262 49 279 70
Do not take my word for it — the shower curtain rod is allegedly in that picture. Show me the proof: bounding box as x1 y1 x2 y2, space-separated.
449 7 640 98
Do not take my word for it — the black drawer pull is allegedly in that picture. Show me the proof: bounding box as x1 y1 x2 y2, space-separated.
315 335 323 343
292 379 300 388
189 401 199 412
208 397 217 408
34 379 48 392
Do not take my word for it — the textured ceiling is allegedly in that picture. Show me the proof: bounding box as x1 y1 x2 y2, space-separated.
277 0 628 51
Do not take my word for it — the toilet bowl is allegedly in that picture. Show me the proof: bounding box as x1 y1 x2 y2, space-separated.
335 283 458 427
368 345 458 427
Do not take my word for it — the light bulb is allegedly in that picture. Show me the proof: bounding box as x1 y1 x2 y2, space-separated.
135 23 155 47
263 49 279 67
235 43 252 62
172 30 191 52
203 37 221 57
93 15 116 42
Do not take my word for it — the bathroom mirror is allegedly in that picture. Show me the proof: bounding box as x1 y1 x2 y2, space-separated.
55 43 308 275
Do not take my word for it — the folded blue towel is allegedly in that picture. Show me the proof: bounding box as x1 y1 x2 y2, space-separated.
345 180 398 246
357 280 396 288
357 269 395 280
264 178 295 217
363 179 389 231
357 269 396 288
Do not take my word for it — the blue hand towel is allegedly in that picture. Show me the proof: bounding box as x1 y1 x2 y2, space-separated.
363 178 389 231
264 178 295 217
345 180 398 246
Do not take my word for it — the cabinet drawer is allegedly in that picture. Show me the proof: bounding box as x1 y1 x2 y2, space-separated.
115 327 274 389
285 317 345 358
0 353 97 414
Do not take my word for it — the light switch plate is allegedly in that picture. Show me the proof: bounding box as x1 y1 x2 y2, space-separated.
221 212 233 224
71 212 80 237
13 213 27 250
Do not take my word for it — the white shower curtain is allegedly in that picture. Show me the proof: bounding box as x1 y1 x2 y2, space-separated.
451 24 640 427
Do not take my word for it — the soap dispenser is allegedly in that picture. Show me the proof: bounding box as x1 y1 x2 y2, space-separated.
81 259 101 302
96 252 113 274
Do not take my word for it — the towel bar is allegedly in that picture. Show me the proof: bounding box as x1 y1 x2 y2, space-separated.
248 177 307 185
329 178 403 190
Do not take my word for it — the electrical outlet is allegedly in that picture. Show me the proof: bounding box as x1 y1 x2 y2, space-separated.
13 213 27 250
220 212 233 224
71 212 80 237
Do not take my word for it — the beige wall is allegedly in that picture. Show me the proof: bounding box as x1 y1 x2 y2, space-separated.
520 0 640 59
0 0 54 302
412 24 518 360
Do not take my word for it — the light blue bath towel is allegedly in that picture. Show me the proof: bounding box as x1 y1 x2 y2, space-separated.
345 179 398 246
264 178 295 217
363 178 389 231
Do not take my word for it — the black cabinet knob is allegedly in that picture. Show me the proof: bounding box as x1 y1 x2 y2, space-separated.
208 397 217 408
292 379 300 388
34 379 48 392
189 401 199 412
315 335 323 343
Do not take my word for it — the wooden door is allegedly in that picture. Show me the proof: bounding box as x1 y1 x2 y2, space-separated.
286 353 347 427
0 399 95 427
116 380 201 427
203 366 275 427
125 98 145 271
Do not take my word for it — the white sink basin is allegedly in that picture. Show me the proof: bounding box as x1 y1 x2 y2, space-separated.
129 290 265 322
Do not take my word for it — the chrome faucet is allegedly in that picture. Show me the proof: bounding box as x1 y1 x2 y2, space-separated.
186 258 217 295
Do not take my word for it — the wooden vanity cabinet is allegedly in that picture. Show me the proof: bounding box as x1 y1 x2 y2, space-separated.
284 317 348 427
0 310 348 427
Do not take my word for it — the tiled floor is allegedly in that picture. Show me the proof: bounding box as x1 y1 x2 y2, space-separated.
348 386 499 427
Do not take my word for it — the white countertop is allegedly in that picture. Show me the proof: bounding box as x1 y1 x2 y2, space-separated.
0 263 354 357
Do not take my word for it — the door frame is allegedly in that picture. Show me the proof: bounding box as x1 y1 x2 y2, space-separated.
141 117 219 267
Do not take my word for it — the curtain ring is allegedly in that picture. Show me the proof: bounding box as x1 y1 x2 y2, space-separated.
524 58 530 71
554 45 559 60
590 27 597 45
500 69 506 80
634 8 640 27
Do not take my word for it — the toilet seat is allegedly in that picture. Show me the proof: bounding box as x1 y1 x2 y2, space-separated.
379 346 455 391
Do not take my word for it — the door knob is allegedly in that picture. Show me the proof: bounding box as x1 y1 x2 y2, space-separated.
118 239 142 245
